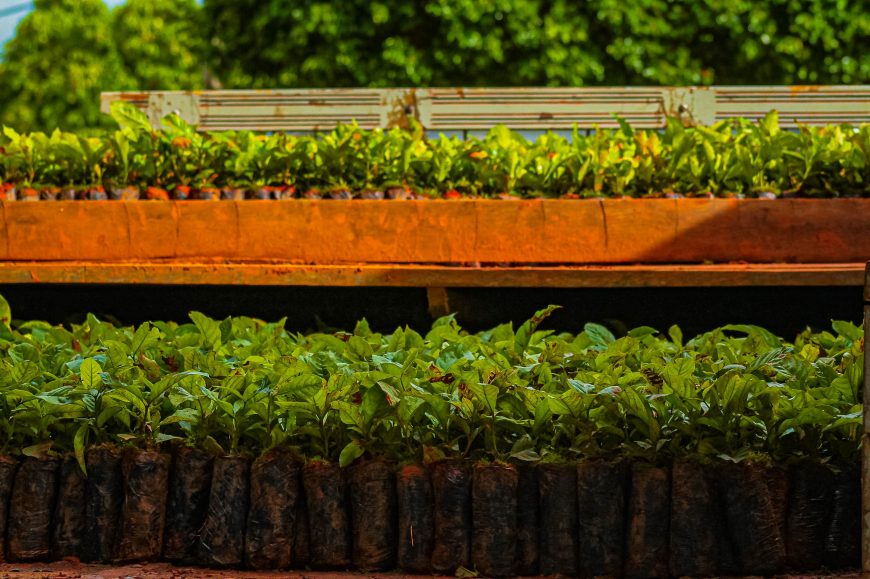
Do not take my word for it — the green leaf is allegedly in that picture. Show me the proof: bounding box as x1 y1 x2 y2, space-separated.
361 386 386 424
199 385 234 416
515 305 561 353
80 358 103 389
0 293 11 326
22 442 52 458
668 325 683 348
760 110 779 135
130 323 159 355
339 440 365 467
510 435 540 461
74 423 88 474
628 326 658 338
584 323 615 346
348 336 373 359
110 101 152 133
832 320 863 342
662 358 696 397
189 311 222 350
335 401 365 430
468 382 499 414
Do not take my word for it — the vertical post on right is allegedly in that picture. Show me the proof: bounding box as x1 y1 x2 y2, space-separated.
862 262 870 578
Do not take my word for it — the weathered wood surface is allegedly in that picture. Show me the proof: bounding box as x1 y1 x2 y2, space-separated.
0 560 861 579
101 86 870 131
0 262 861 287
3 199 869 265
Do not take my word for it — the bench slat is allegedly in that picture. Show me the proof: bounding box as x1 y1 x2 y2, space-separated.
101 86 870 131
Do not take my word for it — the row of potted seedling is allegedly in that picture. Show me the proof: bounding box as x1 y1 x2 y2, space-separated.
0 301 862 574
0 104 866 200
0 449 859 577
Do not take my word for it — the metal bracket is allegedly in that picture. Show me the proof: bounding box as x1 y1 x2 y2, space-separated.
380 89 419 129
662 87 715 126
147 92 200 128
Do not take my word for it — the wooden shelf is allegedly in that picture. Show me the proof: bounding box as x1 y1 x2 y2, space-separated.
4 199 870 265
0 261 862 287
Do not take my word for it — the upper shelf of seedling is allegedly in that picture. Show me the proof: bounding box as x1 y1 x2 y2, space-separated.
1 101 867 201
0 86 866 287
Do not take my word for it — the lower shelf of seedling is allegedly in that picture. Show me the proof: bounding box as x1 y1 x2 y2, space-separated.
0 300 862 578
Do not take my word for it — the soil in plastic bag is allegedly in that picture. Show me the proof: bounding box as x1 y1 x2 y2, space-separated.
625 463 670 579
115 449 171 562
766 464 790 553
472 463 518 577
163 446 213 562
825 467 860 569
716 461 785 575
83 446 123 563
786 462 834 570
6 457 59 561
576 459 628 578
396 464 434 573
196 456 251 567
350 460 397 571
302 460 350 568
514 462 539 576
538 463 578 576
51 455 85 559
430 459 472 573
0 456 19 562
245 449 301 570
292 488 311 568
669 460 720 578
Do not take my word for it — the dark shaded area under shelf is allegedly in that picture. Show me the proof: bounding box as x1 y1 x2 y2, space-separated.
0 284 860 340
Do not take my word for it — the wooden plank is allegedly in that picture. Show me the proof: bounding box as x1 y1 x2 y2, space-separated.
101 86 870 132
4 199 870 265
714 85 870 125
0 262 862 287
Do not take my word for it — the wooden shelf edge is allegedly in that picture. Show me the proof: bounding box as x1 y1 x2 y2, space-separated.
4 200 870 265
0 262 863 288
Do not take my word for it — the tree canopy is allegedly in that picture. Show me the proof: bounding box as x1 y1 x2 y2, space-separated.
0 0 866 130
0 0 131 131
204 0 870 88
112 0 207 91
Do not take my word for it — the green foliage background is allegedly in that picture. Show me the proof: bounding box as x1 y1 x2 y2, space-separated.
0 0 867 131
0 0 132 131
112 0 206 92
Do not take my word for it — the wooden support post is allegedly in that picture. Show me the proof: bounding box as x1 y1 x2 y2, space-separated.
862 263 870 578
426 287 451 319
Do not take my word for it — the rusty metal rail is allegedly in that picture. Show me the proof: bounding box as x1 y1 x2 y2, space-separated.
101 86 870 132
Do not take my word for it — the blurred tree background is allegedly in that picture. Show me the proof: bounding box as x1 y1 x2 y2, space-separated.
0 0 131 130
113 0 206 91
0 0 867 131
